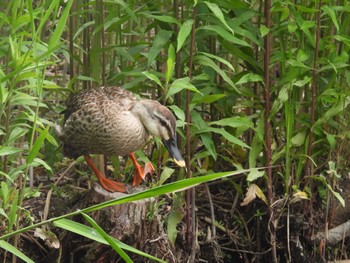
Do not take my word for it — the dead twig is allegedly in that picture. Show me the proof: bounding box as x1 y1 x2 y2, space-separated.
42 161 77 223
204 183 216 238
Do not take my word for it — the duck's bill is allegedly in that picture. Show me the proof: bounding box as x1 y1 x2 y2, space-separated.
163 138 185 167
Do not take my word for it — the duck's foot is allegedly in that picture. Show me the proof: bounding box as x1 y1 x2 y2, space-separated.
98 176 126 193
132 162 155 186
128 153 155 186
84 155 126 193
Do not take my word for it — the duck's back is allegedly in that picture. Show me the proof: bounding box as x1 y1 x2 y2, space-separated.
60 87 148 158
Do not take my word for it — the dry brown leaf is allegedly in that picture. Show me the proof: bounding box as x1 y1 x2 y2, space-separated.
34 228 60 249
240 184 268 206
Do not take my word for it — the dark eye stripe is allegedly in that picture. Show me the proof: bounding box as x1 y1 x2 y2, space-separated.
154 115 173 138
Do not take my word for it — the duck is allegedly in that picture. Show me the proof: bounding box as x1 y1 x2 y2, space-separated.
55 86 185 193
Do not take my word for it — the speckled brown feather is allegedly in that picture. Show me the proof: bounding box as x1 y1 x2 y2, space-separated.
60 87 147 159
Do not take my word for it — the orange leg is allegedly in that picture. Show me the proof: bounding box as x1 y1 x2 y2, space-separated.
128 153 155 186
84 155 126 193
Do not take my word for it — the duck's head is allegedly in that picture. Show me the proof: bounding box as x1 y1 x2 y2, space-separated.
133 99 185 167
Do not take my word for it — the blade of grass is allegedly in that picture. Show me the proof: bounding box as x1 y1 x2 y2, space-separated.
0 169 253 240
54 218 165 262
26 126 50 165
81 212 133 262
48 0 73 50
0 240 34 263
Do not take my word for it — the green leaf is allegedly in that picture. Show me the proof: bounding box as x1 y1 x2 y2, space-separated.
210 117 254 129
329 189 345 207
142 71 163 88
1 182 9 206
236 72 263 85
48 0 73 50
166 77 202 100
159 167 175 185
280 7 290 22
0 241 34 263
148 30 173 67
168 105 185 122
198 52 235 72
0 208 8 220
287 59 310 69
167 211 182 244
11 92 48 108
296 5 318 12
260 25 269 37
296 49 309 62
293 76 311 87
199 25 251 47
73 21 95 40
8 190 19 232
81 213 132 263
26 126 50 165
32 158 53 174
191 94 226 104
247 168 265 182
144 14 181 27
0 171 14 183
166 44 175 85
0 146 22 156
195 55 238 92
77 75 98 82
196 127 250 149
314 96 350 128
177 19 193 52
1 169 256 242
37 0 60 36
54 218 164 262
200 133 217 160
204 1 234 35
309 175 345 207
107 0 138 22
291 132 306 146
288 23 298 33
249 117 264 168
322 5 339 31
325 132 336 149
333 35 350 47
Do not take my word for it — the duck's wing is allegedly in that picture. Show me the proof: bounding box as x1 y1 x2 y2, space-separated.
63 86 137 123
64 88 101 123
101 86 137 111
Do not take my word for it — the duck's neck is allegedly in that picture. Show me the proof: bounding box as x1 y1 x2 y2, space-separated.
131 100 160 137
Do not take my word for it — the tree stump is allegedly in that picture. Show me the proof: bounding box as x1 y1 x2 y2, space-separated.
58 184 176 263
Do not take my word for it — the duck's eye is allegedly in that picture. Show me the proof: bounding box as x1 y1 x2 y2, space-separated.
159 118 168 127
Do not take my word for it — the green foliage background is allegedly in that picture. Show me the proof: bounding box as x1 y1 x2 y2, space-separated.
0 0 350 262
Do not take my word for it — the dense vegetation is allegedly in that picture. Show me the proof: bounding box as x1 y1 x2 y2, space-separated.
1 0 350 262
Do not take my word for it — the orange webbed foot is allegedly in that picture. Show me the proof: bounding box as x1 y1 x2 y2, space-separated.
84 155 126 193
98 176 126 192
128 153 155 186
132 162 155 186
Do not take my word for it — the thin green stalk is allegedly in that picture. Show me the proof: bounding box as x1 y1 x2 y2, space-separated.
13 2 45 261
305 0 322 179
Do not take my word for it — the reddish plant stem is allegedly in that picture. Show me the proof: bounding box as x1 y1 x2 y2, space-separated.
173 0 182 106
185 6 197 248
263 0 276 262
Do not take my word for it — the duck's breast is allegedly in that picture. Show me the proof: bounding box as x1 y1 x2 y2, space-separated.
102 110 149 156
